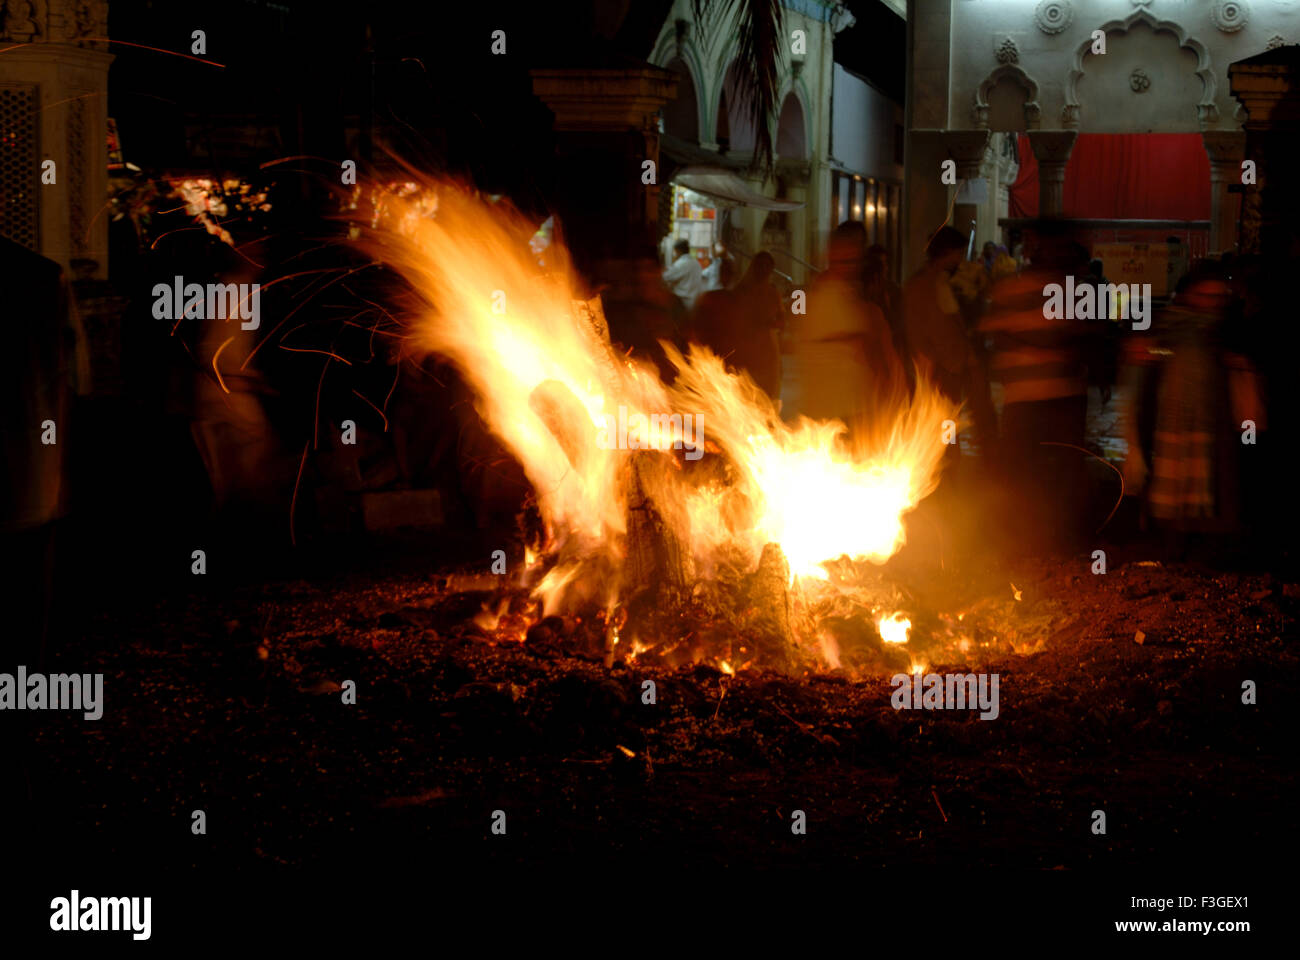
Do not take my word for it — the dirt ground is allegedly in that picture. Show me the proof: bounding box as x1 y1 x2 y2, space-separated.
17 539 1295 891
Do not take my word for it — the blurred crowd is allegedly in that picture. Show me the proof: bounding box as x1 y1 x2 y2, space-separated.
2 203 1281 667
661 220 1273 561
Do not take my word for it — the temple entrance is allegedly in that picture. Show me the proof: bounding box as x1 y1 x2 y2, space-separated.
1003 132 1223 270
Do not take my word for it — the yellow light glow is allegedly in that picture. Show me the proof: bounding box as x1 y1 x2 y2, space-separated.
878 612 911 645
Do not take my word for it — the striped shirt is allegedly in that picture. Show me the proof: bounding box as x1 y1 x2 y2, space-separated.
980 269 1086 405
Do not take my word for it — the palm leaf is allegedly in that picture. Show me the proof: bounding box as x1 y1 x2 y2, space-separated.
693 0 785 177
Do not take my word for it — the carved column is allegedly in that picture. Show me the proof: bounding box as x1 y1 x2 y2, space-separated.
0 0 113 278
775 158 811 284
1027 130 1077 218
1202 131 1246 255
996 132 1020 226
530 67 679 277
902 130 951 275
940 130 990 246
940 129 991 181
1228 47 1300 258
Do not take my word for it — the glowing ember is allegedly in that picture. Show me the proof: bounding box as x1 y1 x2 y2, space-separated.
878 613 912 645
169 177 271 246
817 632 842 670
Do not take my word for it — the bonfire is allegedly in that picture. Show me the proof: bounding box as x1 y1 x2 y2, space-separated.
356 181 966 676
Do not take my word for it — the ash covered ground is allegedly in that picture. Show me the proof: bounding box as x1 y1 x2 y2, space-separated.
18 536 1296 879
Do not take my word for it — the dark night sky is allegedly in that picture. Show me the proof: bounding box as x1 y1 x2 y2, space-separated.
107 0 903 196
107 2 672 187
837 1 906 102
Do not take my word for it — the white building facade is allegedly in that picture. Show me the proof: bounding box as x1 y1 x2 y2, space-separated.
903 0 1300 273
647 0 905 283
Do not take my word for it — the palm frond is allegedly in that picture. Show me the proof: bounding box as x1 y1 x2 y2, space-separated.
693 0 786 177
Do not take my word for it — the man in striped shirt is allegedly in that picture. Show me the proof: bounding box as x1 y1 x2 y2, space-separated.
981 234 1091 551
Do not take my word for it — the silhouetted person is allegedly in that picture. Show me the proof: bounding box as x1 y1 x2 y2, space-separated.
1079 257 1119 404
692 251 784 400
792 222 902 431
864 243 907 390
905 225 996 452
1 238 89 666
981 241 997 272
1123 264 1253 552
702 242 736 292
662 239 703 336
981 230 1090 552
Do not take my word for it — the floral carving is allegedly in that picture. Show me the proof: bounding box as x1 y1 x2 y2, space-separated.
1211 1 1249 34
1034 1 1073 36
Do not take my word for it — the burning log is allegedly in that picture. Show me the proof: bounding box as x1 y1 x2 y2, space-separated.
356 184 963 676
743 543 796 669
525 298 624 475
623 452 693 602
528 378 597 477
527 376 698 662
616 451 696 667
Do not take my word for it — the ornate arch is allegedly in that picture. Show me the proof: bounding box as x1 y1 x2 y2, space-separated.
972 63 1042 131
1062 9 1217 129
708 32 811 157
775 77 812 161
710 41 746 147
649 30 710 143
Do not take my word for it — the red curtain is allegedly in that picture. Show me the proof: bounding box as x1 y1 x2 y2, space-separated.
1008 133 1211 220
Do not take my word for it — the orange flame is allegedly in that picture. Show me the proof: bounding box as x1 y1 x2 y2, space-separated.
358 180 959 614
878 612 912 645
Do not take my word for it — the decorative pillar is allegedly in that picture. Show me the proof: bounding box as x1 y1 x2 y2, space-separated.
939 129 989 250
973 138 1003 251
776 158 811 285
1201 131 1246 255
902 130 950 275
902 130 988 272
0 1 113 278
995 132 1020 230
530 67 678 275
1027 130 1077 218
940 129 991 181
1228 47 1300 258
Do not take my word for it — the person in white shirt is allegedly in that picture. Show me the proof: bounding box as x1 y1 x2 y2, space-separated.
701 242 733 292
660 233 677 272
701 255 720 292
662 239 704 331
